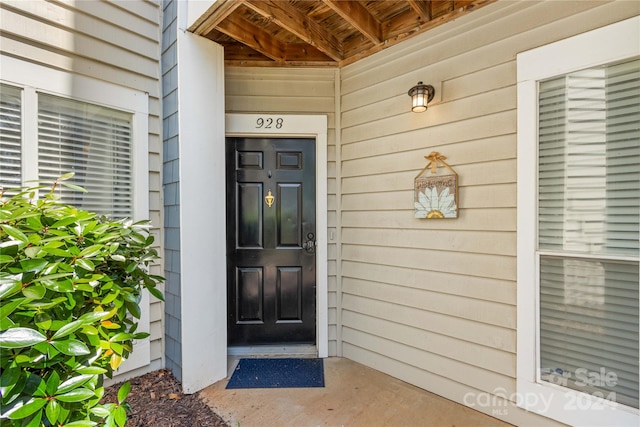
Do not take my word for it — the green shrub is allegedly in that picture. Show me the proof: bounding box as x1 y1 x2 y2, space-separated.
0 175 164 426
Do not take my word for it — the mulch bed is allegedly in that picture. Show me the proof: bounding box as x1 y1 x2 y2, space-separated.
103 369 228 427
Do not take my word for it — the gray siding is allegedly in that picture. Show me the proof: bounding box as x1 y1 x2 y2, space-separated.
161 0 182 380
0 0 164 376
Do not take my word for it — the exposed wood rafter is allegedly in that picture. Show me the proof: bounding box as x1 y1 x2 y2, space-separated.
322 0 382 44
217 13 286 61
244 0 343 61
193 0 496 67
407 0 431 22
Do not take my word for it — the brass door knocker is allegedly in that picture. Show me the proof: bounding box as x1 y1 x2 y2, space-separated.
265 190 274 207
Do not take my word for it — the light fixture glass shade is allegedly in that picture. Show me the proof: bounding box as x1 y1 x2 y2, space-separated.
408 81 435 113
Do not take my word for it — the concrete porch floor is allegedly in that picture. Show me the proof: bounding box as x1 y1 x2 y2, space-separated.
199 357 514 427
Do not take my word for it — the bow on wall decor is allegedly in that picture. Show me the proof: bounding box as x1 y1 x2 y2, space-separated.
414 152 459 219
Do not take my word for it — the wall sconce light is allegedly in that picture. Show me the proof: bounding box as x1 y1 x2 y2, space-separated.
408 81 435 113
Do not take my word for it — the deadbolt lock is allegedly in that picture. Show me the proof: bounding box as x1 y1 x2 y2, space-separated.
303 233 316 253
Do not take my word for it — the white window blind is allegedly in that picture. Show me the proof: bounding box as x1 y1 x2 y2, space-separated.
538 58 639 409
0 84 22 190
37 93 133 218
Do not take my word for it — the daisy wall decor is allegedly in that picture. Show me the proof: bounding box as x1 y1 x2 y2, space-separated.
414 151 459 219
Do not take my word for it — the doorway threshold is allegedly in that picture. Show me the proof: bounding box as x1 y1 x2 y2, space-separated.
228 345 318 358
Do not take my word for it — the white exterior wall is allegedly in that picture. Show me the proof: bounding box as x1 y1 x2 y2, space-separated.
0 0 164 378
338 1 639 425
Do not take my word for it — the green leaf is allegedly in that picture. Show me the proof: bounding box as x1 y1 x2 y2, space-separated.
22 284 46 299
46 371 61 396
75 258 95 271
81 325 99 336
45 399 61 425
125 300 141 319
24 408 43 427
41 278 74 293
50 216 79 228
0 297 26 320
19 258 48 273
0 278 22 299
145 285 164 301
56 374 94 394
75 366 107 375
55 387 96 402
57 172 75 181
0 239 22 254
24 246 42 258
117 382 130 404
34 312 53 330
78 245 103 258
41 246 72 257
1 224 29 243
114 405 127 427
0 327 47 348
0 316 15 329
6 397 47 420
110 342 124 355
0 254 14 263
0 367 22 398
32 272 74 283
60 182 88 193
50 318 85 340
51 311 107 340
79 311 110 323
63 421 98 427
89 406 110 417
100 291 120 305
51 339 90 356
108 332 132 343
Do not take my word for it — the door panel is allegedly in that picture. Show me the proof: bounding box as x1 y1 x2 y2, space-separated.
237 183 263 248
276 267 302 322
236 267 263 322
226 137 316 346
277 183 302 247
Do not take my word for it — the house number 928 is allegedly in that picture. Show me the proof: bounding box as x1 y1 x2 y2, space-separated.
256 117 283 129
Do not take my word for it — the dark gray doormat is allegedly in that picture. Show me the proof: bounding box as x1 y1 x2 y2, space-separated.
226 358 325 389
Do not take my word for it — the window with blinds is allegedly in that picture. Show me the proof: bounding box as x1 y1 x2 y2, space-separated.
0 84 22 190
37 93 134 219
538 58 640 409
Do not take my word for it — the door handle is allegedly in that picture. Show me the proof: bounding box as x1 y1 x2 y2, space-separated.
303 233 316 253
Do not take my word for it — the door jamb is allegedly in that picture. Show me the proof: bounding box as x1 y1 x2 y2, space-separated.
225 113 328 358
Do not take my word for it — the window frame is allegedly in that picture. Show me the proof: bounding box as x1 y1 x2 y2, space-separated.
0 55 151 374
516 16 640 426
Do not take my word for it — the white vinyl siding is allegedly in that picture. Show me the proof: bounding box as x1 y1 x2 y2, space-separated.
0 0 162 378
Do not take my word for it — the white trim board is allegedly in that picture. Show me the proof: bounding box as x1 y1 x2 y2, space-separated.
176 30 227 394
226 113 329 359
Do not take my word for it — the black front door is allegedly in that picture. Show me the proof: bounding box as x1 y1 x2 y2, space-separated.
226 137 316 346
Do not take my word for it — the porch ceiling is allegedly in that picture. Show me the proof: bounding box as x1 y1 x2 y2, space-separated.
189 0 495 67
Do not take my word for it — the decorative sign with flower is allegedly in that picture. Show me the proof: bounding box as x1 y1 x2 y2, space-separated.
414 152 458 219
